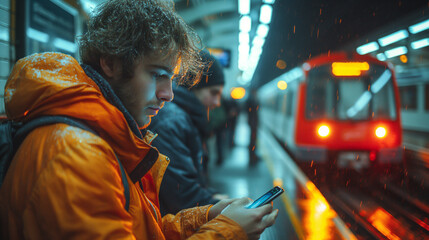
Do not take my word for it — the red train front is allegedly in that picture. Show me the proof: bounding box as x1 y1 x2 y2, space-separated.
259 52 404 180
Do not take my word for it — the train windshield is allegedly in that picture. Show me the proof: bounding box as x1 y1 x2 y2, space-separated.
306 64 397 120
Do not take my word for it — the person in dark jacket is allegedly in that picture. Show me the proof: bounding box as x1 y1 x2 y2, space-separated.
149 51 228 215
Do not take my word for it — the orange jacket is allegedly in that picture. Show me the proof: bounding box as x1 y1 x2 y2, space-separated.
0 52 247 240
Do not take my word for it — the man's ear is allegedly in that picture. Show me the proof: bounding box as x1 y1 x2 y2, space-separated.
100 57 117 78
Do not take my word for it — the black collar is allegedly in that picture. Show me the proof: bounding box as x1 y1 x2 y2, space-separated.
81 64 142 139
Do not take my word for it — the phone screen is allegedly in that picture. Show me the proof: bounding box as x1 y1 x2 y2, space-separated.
246 186 284 209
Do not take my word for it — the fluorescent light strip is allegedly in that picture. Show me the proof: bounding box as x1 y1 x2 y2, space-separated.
53 38 77 52
252 36 265 48
411 38 429 49
238 0 250 15
239 16 251 32
257 24 269 38
378 30 409 47
27 28 49 43
260 4 272 24
384 46 408 58
376 53 387 61
239 32 249 44
356 41 379 55
238 43 249 53
263 0 275 3
409 19 429 34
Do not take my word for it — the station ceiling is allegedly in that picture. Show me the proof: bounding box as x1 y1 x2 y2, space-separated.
174 0 429 88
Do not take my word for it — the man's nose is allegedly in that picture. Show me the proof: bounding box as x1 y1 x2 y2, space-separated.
156 80 174 102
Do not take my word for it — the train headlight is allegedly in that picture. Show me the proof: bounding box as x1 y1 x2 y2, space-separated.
318 125 330 137
375 127 386 138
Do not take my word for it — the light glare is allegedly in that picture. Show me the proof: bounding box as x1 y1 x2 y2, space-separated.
239 16 252 32
378 30 409 47
277 80 287 90
239 32 249 44
356 42 379 55
260 4 273 24
411 38 429 49
376 127 386 138
384 46 408 58
318 126 330 137
231 87 246 99
409 19 429 34
256 24 270 38
238 0 250 15
376 53 387 61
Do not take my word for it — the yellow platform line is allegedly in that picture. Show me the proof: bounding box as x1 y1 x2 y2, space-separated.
260 141 306 240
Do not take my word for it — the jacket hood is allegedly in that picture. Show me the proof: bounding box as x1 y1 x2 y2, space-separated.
172 85 210 137
5 52 156 178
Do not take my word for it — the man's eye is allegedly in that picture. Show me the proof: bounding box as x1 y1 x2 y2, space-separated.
151 70 173 81
151 72 168 81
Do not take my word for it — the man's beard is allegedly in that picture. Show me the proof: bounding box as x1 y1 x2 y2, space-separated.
139 115 151 129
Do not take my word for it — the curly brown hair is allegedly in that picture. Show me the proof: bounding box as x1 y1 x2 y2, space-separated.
78 0 204 85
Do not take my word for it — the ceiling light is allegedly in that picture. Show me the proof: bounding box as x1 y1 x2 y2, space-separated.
239 32 249 44
409 19 429 34
238 0 250 15
256 24 269 38
239 16 251 33
260 4 272 24
376 53 387 61
378 30 409 47
411 38 429 49
384 46 408 58
356 42 379 55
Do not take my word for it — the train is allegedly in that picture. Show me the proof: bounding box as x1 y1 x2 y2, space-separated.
258 52 404 181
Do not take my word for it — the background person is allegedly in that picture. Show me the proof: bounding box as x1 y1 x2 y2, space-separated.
149 51 229 216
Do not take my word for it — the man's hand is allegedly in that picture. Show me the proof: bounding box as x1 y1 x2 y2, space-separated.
208 198 236 221
220 198 279 240
213 193 229 201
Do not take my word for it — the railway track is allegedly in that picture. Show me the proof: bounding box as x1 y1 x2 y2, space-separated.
321 181 429 240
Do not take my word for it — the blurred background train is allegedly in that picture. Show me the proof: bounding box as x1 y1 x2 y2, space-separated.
258 52 404 182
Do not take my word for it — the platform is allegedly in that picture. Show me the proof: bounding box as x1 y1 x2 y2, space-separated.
207 114 356 240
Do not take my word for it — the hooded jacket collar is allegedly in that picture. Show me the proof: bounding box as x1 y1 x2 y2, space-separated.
172 85 210 137
5 52 156 180
81 64 142 139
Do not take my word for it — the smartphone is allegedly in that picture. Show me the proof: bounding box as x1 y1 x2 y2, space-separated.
246 186 284 209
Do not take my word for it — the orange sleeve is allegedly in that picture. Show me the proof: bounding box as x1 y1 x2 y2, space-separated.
162 205 247 240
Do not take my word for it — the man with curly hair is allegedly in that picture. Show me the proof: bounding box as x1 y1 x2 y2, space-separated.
0 0 278 239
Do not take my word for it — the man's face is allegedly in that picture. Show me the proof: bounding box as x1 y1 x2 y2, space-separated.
193 85 224 110
109 54 177 128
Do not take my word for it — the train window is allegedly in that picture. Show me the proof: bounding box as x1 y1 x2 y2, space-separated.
425 84 429 111
286 92 294 116
372 79 396 119
337 80 369 120
306 64 397 120
399 85 417 110
279 94 286 113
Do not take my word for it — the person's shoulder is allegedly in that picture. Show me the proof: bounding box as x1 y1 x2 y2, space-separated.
152 102 190 124
37 123 113 157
